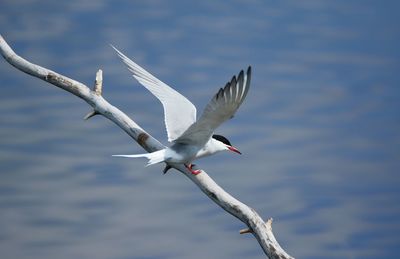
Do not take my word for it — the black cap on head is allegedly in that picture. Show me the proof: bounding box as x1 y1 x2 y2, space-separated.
212 134 232 146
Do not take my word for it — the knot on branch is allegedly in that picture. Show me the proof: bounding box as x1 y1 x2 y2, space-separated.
240 218 273 234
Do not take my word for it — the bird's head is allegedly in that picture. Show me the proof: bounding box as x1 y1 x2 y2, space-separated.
212 134 241 155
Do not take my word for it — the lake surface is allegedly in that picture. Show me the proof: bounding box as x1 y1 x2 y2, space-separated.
1 1 399 258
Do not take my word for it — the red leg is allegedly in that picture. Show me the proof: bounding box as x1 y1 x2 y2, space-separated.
185 164 201 175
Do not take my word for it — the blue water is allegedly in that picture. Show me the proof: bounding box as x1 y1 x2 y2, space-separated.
1 1 399 258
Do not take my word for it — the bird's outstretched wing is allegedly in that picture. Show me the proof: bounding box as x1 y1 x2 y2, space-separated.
175 66 251 146
112 46 197 142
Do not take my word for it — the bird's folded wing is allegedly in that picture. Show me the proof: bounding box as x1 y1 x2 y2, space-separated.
112 46 197 142
175 66 251 146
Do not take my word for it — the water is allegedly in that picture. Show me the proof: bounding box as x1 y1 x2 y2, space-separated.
1 1 399 258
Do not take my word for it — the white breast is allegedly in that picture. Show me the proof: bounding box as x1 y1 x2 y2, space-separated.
195 138 225 159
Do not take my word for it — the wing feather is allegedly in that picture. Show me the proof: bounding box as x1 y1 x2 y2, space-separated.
112 46 197 142
175 66 251 146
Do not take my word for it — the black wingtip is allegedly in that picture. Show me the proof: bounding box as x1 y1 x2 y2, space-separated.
238 69 244 79
246 66 252 86
230 75 237 85
247 66 252 75
223 81 230 91
216 87 224 100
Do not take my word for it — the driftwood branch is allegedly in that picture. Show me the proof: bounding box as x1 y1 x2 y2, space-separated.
0 35 294 259
84 69 103 120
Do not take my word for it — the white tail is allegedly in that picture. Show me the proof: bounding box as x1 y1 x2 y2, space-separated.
112 149 166 166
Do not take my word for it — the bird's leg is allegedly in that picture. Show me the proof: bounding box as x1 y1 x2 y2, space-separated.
185 163 201 175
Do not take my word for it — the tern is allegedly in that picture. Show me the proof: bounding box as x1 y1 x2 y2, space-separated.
112 46 251 175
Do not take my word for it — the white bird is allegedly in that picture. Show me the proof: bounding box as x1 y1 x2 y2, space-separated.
112 46 251 175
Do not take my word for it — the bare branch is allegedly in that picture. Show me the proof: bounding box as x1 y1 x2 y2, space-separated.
94 69 103 95
84 69 103 120
0 35 294 259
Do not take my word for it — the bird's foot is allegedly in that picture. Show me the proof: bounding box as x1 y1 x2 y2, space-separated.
185 163 201 175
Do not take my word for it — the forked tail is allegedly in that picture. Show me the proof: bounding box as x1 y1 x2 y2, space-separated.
112 149 166 166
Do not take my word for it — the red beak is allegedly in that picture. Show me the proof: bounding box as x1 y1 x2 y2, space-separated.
228 146 242 155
